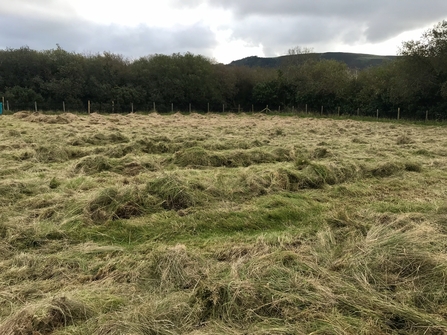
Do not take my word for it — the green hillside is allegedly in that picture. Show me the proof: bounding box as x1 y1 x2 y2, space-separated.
229 52 397 69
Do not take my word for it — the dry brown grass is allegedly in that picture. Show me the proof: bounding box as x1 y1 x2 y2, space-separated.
1 112 447 334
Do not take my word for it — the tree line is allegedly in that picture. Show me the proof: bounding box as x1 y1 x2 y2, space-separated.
1 21 446 119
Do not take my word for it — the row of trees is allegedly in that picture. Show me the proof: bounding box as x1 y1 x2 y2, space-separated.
1 21 446 118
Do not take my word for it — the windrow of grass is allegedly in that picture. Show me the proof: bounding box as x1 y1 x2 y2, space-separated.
0 112 446 334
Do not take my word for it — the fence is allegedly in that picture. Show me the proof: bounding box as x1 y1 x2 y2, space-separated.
0 97 439 122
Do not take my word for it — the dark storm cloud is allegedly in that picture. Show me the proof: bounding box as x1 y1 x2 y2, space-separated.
0 10 217 58
204 0 447 41
174 0 447 55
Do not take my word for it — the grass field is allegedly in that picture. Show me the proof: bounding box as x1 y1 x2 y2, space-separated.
0 111 446 334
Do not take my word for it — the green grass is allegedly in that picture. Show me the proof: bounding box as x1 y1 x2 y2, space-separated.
1 111 447 334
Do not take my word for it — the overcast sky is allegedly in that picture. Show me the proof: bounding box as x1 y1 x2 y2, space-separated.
1 0 446 64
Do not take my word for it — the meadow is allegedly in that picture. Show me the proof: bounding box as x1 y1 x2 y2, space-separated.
0 111 446 334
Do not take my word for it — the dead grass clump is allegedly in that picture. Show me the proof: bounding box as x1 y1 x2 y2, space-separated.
96 292 199 335
0 241 13 259
174 147 293 168
82 132 130 146
270 162 361 191
103 144 134 158
21 113 72 124
86 186 159 222
138 138 174 154
150 244 204 291
146 174 198 210
311 147 330 159
61 112 79 122
336 224 447 320
34 145 70 163
0 297 93 335
396 134 414 145
404 161 423 172
173 147 216 167
192 280 262 322
0 180 43 205
191 273 314 324
115 161 147 176
74 155 113 174
370 162 403 177
13 111 31 119
108 132 130 143
7 129 21 137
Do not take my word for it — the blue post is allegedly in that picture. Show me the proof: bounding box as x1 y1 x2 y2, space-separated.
0 102 3 115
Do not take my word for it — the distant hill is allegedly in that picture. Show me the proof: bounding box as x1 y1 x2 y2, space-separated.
228 52 398 70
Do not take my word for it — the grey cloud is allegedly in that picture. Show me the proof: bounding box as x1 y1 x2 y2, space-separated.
0 12 217 59
0 0 74 20
179 0 447 55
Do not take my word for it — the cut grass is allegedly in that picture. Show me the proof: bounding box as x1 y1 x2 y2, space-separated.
1 112 447 334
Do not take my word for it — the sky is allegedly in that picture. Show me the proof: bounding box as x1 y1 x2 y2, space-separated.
0 0 446 64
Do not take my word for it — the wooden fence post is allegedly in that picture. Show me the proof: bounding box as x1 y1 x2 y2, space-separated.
238 104 241 113
357 108 359 116
63 101 66 113
131 103 134 113
376 109 379 119
153 102 156 112
338 106 340 117
112 101 115 113
6 100 9 111
88 100 91 114
35 101 38 112
426 110 429 122
305 104 308 114
171 103 174 113
252 104 254 113
189 103 192 113
397 107 400 120
321 106 323 115
207 103 210 113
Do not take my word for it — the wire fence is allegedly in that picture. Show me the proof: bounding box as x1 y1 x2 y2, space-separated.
0 98 440 122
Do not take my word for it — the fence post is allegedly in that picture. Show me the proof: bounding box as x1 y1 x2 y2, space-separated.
376 109 379 119
131 102 134 113
112 101 115 113
88 100 91 114
6 100 9 111
153 102 156 112
222 104 225 113
171 103 174 113
1 97 4 111
238 104 241 113
305 104 308 114
252 104 254 113
357 108 359 116
207 102 210 113
321 106 323 115
338 106 340 117
426 110 429 122
63 101 66 113
35 101 38 112
292 106 295 113
189 103 192 113
397 107 400 120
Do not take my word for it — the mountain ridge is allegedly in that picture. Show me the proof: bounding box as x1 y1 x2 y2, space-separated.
228 52 398 69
